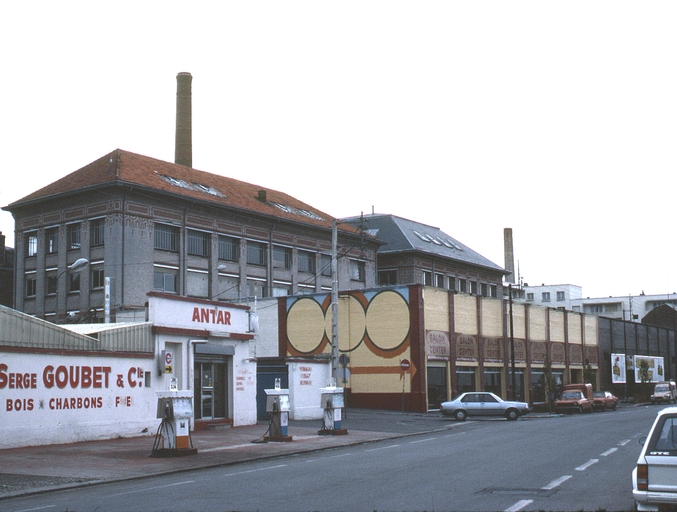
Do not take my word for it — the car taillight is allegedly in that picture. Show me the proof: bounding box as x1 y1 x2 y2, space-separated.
636 464 648 491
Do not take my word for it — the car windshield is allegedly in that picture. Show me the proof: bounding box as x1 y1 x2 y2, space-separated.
593 392 604 397
561 391 582 399
649 416 677 455
655 385 668 392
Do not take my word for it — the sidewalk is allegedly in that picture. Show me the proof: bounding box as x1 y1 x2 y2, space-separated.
0 409 455 500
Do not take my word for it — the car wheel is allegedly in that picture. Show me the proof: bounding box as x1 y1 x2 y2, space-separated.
454 410 467 422
505 409 519 421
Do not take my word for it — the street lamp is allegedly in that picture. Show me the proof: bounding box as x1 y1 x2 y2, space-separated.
55 258 89 324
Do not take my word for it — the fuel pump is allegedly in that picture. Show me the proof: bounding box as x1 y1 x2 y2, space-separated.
264 387 292 442
151 390 197 457
318 386 348 435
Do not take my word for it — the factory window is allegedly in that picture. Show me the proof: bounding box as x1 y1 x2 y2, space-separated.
218 236 239 262
247 241 267 266
350 260 366 282
320 254 332 277
67 223 81 250
542 292 551 302
187 230 210 257
92 268 105 290
298 250 315 273
90 219 105 247
557 291 566 301
26 233 38 257
273 246 292 269
154 224 178 252
46 228 59 254
154 271 177 293
26 277 36 297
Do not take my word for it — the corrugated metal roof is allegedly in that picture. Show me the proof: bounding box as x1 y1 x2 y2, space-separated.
0 305 152 354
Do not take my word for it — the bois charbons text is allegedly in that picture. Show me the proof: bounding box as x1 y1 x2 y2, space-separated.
0 363 146 413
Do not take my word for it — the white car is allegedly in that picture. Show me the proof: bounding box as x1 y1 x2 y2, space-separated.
633 406 677 511
440 392 530 421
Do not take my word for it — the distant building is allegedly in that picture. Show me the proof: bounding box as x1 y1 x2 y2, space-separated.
342 213 507 297
571 293 677 322
519 284 583 310
0 232 14 308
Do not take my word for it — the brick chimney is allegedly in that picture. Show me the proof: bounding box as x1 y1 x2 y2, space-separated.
175 72 192 168
504 228 515 284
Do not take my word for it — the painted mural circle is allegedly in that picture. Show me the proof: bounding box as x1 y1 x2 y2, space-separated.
365 290 409 351
323 294 367 352
287 297 326 354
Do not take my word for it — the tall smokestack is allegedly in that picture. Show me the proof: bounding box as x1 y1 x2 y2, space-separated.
175 72 192 168
504 228 515 284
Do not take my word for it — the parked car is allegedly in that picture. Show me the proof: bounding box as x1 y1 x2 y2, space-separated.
555 390 593 414
592 391 618 411
440 392 530 421
632 406 677 510
651 381 677 405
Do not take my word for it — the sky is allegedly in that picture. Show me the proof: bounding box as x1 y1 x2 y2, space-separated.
1 1 675 299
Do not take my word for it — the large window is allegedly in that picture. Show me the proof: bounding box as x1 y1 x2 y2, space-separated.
69 273 81 293
46 228 59 254
350 259 365 282
67 223 81 250
90 219 105 247
155 224 178 252
378 269 397 286
25 276 36 297
298 250 315 273
187 230 210 257
154 270 177 293
47 273 57 294
273 246 292 269
422 270 432 286
26 233 37 257
320 254 332 277
218 236 239 262
247 241 266 266
91 268 105 290
435 273 445 288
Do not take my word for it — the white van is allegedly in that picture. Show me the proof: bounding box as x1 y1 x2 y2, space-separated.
651 381 677 404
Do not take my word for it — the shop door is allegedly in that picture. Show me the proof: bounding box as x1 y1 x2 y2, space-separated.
194 362 227 420
427 366 447 410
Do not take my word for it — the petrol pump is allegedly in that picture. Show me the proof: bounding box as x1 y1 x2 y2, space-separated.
151 389 198 457
318 385 348 435
264 381 292 442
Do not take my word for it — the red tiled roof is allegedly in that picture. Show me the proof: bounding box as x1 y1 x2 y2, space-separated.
7 149 350 232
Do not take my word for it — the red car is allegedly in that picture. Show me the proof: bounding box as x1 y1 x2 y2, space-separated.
556 390 593 414
592 391 618 411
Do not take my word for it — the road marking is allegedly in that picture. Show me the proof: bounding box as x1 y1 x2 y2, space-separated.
366 444 400 452
15 507 56 512
444 432 467 438
542 475 572 489
224 464 287 476
505 499 534 512
409 437 436 444
106 480 195 496
576 459 599 471
305 453 352 462
619 439 631 446
601 447 618 456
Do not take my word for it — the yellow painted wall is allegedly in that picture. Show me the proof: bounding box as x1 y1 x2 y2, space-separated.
423 287 450 331
584 315 598 346
568 313 583 344
529 306 547 341
481 298 503 338
508 303 526 339
549 309 565 343
454 294 478 335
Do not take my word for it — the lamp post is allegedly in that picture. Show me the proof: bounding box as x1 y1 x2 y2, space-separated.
55 257 89 324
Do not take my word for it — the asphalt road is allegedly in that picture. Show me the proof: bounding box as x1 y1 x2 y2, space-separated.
2 405 661 512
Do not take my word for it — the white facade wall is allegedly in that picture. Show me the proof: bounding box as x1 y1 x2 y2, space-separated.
0 352 157 449
287 360 332 420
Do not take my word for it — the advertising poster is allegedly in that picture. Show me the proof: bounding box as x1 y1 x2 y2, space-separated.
611 353 626 384
633 355 665 383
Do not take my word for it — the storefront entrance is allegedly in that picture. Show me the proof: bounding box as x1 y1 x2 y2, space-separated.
427 365 448 410
194 361 227 420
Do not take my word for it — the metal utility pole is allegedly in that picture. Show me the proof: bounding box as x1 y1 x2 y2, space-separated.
509 284 516 401
331 220 339 384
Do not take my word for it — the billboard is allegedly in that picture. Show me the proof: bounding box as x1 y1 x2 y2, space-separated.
633 355 665 383
611 353 626 384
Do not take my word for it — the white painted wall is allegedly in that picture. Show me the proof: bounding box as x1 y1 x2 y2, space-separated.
0 352 158 449
287 360 332 420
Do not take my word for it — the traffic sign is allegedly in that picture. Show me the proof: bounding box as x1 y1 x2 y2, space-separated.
400 359 410 372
